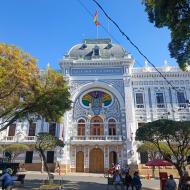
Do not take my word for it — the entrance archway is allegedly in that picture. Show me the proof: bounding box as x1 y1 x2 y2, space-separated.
109 151 117 168
89 148 104 173
76 151 84 172
90 116 104 135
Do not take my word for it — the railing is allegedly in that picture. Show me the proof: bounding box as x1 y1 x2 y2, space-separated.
0 136 36 143
24 136 36 141
71 135 123 141
3 136 15 141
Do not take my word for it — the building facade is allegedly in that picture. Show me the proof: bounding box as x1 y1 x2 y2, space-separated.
0 38 190 173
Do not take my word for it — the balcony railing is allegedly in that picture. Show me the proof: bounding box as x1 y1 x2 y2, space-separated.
24 136 36 141
3 136 15 142
71 135 123 141
0 136 36 143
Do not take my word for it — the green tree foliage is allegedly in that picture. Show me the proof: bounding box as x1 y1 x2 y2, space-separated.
0 43 71 131
35 133 64 179
5 144 30 162
137 142 171 160
136 119 190 177
142 0 190 70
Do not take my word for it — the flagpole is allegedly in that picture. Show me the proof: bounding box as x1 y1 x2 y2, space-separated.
96 26 99 39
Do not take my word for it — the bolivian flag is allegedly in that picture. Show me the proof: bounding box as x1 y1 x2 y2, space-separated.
94 11 100 26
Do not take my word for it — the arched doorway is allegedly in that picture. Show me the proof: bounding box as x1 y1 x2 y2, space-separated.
76 151 84 172
89 148 104 173
109 151 117 168
90 116 104 135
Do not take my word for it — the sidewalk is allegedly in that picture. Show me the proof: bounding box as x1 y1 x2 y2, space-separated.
15 171 160 190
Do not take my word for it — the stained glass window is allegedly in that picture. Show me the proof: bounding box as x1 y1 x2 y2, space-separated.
82 91 112 107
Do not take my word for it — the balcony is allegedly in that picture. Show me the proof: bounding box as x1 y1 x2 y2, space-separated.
70 135 123 145
0 136 37 144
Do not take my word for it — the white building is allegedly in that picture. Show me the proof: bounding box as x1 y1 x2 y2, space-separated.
0 38 190 173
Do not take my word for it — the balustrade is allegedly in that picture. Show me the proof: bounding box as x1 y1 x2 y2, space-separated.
71 135 122 141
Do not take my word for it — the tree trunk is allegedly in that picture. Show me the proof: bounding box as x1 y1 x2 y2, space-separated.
40 155 44 173
175 165 184 190
39 148 51 180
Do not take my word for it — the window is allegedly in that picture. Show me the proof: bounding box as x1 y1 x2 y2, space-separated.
177 92 186 108
90 116 104 135
135 93 144 108
8 124 16 136
93 46 100 56
25 151 33 163
4 152 11 162
28 123 36 136
77 119 85 136
138 123 145 128
108 119 116 135
47 151 54 163
156 93 165 108
49 123 56 136
140 152 148 164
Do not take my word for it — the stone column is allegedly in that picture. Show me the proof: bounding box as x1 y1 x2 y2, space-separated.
104 145 109 170
123 75 138 164
144 87 151 122
84 146 89 172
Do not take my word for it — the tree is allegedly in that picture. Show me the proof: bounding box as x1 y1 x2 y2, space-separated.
142 0 190 70
0 145 3 153
35 133 64 180
0 43 71 132
137 142 171 161
136 119 190 177
5 144 30 162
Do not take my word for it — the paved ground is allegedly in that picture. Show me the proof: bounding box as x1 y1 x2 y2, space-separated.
2 172 161 190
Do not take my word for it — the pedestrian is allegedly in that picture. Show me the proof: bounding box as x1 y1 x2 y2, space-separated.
124 164 130 174
132 171 142 190
165 175 177 190
113 170 123 190
125 172 133 190
115 163 121 172
0 169 14 190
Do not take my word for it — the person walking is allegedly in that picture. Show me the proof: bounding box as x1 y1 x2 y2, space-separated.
165 175 177 190
132 171 142 190
125 172 133 190
113 170 123 190
0 169 14 190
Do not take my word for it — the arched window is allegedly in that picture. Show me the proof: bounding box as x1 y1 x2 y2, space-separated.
90 116 104 136
77 119 85 136
108 119 116 136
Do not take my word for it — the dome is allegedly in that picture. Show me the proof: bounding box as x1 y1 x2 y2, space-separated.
67 39 127 60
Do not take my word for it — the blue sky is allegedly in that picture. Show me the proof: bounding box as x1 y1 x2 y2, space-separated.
0 0 177 69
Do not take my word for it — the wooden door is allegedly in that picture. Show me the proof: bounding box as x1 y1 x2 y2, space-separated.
76 151 84 172
89 148 104 173
28 123 36 136
8 124 16 136
109 151 117 168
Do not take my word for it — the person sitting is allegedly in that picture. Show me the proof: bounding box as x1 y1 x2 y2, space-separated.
133 171 142 190
0 169 14 190
125 172 133 190
165 175 177 190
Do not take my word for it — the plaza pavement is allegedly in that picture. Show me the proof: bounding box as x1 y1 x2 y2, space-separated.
10 171 161 190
